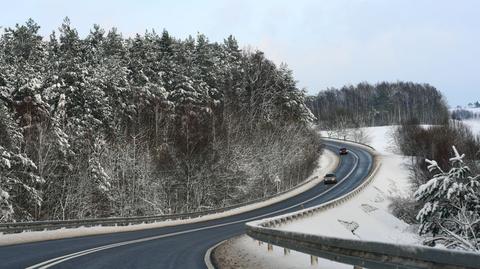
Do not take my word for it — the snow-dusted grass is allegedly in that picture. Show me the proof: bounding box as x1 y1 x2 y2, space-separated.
0 150 339 246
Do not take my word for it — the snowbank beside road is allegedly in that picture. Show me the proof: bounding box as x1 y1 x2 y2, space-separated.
0 150 338 246
215 127 420 268
213 235 350 269
281 128 419 244
217 160 419 268
278 154 419 244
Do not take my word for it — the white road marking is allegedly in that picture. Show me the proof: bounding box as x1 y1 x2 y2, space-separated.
27 144 360 269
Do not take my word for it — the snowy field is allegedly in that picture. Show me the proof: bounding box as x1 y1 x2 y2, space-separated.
283 127 420 244
218 156 420 269
278 154 419 244
450 106 480 133
320 125 399 155
463 119 480 135
450 105 480 134
321 119 480 155
218 126 421 268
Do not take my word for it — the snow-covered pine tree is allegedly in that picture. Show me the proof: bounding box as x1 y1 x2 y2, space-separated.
0 102 43 222
415 146 480 251
0 19 321 220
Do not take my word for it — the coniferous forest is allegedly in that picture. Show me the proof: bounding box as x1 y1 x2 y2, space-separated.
0 18 320 222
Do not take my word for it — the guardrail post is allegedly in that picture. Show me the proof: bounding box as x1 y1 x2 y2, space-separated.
283 248 290 255
310 255 318 265
267 243 273 252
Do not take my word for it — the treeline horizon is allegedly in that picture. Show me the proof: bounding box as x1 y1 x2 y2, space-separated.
0 18 320 222
306 81 449 128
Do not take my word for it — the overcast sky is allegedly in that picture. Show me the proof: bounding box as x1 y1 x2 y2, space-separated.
2 0 479 106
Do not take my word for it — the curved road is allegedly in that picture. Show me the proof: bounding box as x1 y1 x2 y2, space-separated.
0 141 373 269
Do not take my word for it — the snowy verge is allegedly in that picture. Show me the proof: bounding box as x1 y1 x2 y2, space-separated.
278 154 419 244
212 234 350 269
0 150 338 246
215 129 421 268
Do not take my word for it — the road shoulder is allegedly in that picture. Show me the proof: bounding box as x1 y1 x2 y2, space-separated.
0 149 338 247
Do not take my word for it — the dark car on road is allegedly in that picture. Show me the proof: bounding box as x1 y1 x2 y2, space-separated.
339 147 348 155
324 173 337 184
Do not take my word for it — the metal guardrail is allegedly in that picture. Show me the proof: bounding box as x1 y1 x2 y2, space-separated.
246 143 480 269
0 178 316 234
246 226 480 269
320 136 376 151
0 146 333 234
0 211 213 234
247 144 381 230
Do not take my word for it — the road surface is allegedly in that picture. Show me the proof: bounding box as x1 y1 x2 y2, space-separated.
0 140 373 269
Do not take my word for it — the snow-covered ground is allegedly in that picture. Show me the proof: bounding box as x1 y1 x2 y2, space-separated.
278 154 419 244
450 106 480 113
463 119 480 135
320 125 399 155
283 127 420 246
450 105 480 135
213 235 351 269
0 150 338 246
217 154 419 269
217 127 421 268
450 107 480 126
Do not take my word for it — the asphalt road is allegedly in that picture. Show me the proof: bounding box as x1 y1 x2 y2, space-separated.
0 140 373 269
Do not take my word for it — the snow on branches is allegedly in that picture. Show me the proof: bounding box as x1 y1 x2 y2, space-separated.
415 145 480 251
0 19 320 222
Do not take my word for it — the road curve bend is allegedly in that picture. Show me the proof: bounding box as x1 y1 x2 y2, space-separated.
0 140 374 269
